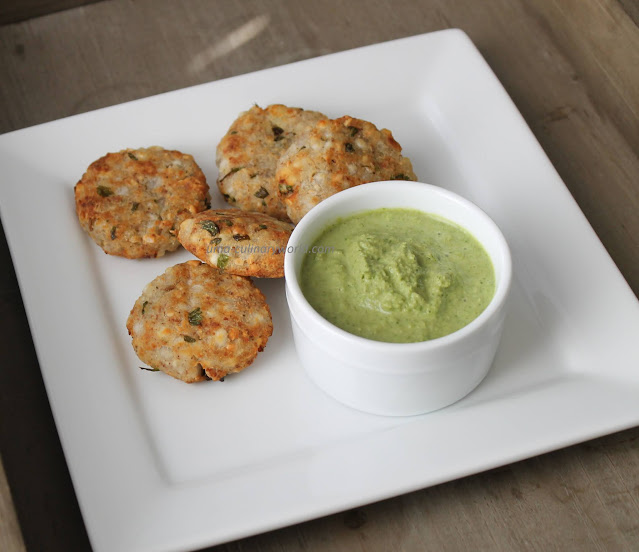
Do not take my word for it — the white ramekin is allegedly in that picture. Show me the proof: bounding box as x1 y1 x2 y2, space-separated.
284 181 512 416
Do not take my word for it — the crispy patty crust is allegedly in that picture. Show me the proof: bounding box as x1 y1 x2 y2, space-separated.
75 146 210 258
126 260 272 382
178 209 293 278
276 116 417 223
216 104 326 221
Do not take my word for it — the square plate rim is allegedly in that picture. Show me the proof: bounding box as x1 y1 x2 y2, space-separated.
1 28 639 552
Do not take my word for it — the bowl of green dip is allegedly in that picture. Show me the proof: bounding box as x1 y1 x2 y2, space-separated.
284 181 512 416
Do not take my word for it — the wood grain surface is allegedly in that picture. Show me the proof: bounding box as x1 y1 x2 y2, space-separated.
0 0 637 551
0 0 101 25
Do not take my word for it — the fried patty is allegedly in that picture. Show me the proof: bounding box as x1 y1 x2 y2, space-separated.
178 209 294 278
276 116 417 223
216 104 326 221
126 260 272 382
75 146 210 258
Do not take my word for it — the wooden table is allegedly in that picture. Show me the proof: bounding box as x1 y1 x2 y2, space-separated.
1 1 638 550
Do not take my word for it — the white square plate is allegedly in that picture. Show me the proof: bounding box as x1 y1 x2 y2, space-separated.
1 29 638 552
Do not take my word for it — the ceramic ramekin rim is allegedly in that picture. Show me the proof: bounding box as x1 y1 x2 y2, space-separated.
284 181 513 354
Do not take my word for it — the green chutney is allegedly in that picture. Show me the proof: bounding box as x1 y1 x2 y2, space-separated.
300 208 495 343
